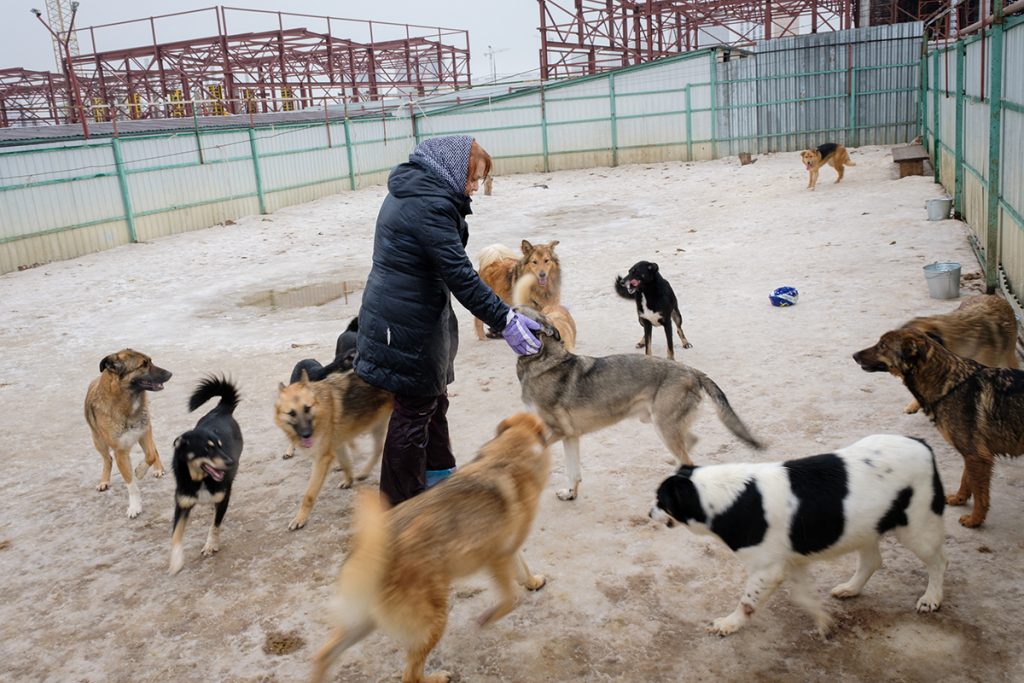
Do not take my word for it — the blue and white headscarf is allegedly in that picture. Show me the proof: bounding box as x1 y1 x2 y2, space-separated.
410 135 474 196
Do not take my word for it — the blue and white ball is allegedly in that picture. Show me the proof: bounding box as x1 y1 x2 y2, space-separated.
769 286 799 307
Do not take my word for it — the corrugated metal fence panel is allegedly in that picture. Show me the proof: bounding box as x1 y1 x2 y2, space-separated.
348 117 415 188
854 22 922 146
1001 21 1024 301
614 55 712 162
545 76 613 169
716 55 757 157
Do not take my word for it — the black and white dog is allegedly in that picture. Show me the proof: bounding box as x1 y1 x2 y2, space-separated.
169 376 243 575
289 316 359 384
615 261 691 359
650 435 946 637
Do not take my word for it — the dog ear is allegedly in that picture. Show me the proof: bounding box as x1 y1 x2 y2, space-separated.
656 474 706 525
923 330 945 348
100 353 123 374
648 262 659 273
547 240 560 249
277 381 287 392
299 368 310 385
173 436 182 450
520 239 534 256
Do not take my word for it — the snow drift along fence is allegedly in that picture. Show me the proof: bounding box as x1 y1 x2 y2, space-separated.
1 24 920 275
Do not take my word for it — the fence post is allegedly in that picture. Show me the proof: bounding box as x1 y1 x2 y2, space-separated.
540 80 550 173
984 6 1005 294
247 127 267 215
609 73 618 167
954 40 965 218
932 50 940 184
193 106 205 165
110 138 138 243
847 68 858 147
685 84 693 161
709 51 718 159
342 116 356 191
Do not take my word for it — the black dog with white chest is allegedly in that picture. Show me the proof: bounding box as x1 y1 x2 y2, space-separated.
615 261 691 359
169 376 242 575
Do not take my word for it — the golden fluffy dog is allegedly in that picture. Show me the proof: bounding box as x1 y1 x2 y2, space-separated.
84 349 172 518
854 328 1024 528
474 240 561 340
513 272 576 351
310 412 551 683
900 294 1020 413
274 370 392 530
801 143 855 190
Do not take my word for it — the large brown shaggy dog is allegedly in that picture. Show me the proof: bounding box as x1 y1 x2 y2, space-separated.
310 412 550 683
800 143 855 190
854 328 1024 528
900 294 1020 414
274 370 392 531
84 348 172 519
473 240 561 340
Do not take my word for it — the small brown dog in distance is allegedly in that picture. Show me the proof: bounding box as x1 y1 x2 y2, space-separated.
474 240 561 340
800 143 855 190
84 349 172 519
899 294 1020 413
854 328 1024 528
310 412 551 683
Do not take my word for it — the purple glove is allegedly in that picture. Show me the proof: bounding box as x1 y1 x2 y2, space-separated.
502 309 542 355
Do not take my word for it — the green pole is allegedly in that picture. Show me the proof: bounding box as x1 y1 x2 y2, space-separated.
709 52 718 158
918 31 927 141
342 116 356 191
540 81 550 173
110 138 138 243
848 68 858 147
954 41 965 218
685 84 693 161
609 73 618 167
985 3 1005 294
247 127 267 215
932 50 940 184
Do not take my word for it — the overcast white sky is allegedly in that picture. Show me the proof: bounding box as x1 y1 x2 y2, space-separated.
1 1 541 83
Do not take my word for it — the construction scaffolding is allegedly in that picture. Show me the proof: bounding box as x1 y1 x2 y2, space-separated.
0 5 471 128
536 0 981 79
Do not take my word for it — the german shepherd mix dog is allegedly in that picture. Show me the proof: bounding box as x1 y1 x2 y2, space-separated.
515 306 762 501
310 413 550 683
650 435 946 637
283 316 360 460
84 349 172 518
899 294 1020 414
854 328 1024 528
275 370 392 530
513 272 577 352
169 377 242 575
800 143 855 190
474 240 562 340
615 260 691 359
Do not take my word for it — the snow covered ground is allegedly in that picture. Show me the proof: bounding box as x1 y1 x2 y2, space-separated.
1 145 1021 682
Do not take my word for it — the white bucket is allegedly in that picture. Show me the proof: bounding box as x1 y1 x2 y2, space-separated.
925 197 952 221
923 261 961 299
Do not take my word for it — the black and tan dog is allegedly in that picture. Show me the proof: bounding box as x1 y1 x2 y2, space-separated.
615 261 691 359
311 412 550 683
800 143 855 190
275 370 392 530
169 376 242 575
84 349 172 518
854 328 1024 528
899 294 1020 414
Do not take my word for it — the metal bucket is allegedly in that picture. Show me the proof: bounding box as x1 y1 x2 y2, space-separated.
923 261 961 299
925 197 952 221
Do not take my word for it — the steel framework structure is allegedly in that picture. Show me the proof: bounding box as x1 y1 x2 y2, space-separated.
539 0 856 78
1 5 470 127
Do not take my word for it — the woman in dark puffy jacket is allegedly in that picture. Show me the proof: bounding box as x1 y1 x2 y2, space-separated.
355 135 542 505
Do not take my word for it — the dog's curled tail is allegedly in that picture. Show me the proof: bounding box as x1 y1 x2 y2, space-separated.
614 275 634 300
188 375 240 415
477 243 519 270
512 272 538 306
331 490 389 619
695 371 764 450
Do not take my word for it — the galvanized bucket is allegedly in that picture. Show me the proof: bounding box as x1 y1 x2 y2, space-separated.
925 197 952 221
922 261 961 299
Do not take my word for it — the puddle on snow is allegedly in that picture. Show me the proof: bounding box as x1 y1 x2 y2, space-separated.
241 279 364 310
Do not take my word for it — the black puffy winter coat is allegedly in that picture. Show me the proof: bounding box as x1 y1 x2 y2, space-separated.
354 160 509 396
